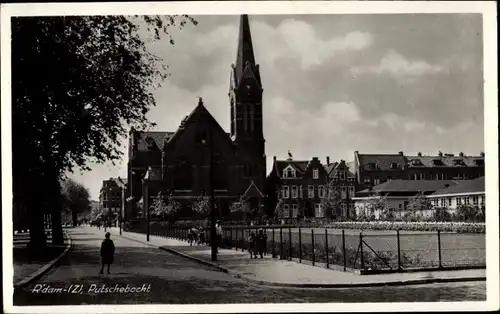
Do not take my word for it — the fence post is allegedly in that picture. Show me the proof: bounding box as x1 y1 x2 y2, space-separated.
288 227 292 261
272 228 276 258
437 230 442 269
342 230 346 272
359 232 365 270
325 228 329 269
397 229 402 271
279 227 283 260
299 227 302 263
311 229 315 266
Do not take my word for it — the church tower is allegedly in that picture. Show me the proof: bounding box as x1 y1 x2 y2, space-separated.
229 14 266 197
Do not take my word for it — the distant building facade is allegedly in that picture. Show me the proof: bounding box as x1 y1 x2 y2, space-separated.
353 151 485 190
427 176 485 213
127 15 267 219
352 180 463 219
99 177 127 221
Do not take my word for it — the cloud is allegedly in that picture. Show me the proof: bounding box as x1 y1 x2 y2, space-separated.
351 49 444 78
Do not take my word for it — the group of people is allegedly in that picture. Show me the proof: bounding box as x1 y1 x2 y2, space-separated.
247 228 268 259
188 226 206 246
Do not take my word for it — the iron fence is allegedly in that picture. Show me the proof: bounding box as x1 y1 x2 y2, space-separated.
123 222 486 272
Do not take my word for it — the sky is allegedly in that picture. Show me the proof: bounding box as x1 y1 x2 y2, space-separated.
67 14 484 200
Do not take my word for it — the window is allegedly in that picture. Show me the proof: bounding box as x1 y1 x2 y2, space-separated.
283 204 290 218
480 196 485 205
348 186 355 198
364 177 371 184
299 185 303 198
398 204 402 210
433 199 438 206
472 196 479 205
464 196 470 205
283 167 295 178
413 173 418 180
374 178 380 186
448 198 452 207
282 186 290 199
314 203 324 218
243 104 248 131
292 204 299 218
291 185 298 199
308 185 315 198
390 163 398 169
341 203 347 217
104 193 108 201
339 171 346 180
318 185 325 198
341 186 347 199
387 176 393 181
403 201 409 210
440 198 446 207
313 168 319 179
457 197 462 206
420 173 425 180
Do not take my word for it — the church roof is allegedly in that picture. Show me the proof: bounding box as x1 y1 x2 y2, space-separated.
232 15 261 89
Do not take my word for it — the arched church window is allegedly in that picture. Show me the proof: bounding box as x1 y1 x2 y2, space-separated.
174 157 192 190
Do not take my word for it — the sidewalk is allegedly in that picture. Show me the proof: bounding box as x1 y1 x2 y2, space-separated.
13 230 72 288
109 228 486 288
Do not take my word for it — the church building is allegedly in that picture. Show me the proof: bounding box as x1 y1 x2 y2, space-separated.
126 15 267 219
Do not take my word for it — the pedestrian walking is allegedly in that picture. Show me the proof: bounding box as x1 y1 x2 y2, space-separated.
248 232 256 259
215 220 223 253
255 228 267 259
99 232 115 275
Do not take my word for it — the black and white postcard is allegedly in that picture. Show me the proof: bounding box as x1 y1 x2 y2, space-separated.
1 1 498 313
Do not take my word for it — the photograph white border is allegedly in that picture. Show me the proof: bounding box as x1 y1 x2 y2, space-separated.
1 1 498 313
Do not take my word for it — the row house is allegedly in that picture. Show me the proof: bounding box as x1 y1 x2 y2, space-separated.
267 156 357 220
353 151 485 190
427 176 485 213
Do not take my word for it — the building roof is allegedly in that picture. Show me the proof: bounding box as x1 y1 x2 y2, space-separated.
356 151 484 171
233 14 261 88
357 153 406 171
430 176 485 196
274 159 310 177
136 131 173 151
406 154 484 168
358 180 462 194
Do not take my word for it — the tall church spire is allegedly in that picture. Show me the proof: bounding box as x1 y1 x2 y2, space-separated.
234 14 260 88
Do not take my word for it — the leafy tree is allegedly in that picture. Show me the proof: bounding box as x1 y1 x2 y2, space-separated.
456 204 484 222
405 191 432 221
192 195 210 217
433 207 453 222
322 178 342 220
12 15 197 247
62 178 91 226
151 191 180 220
229 198 249 222
359 192 388 221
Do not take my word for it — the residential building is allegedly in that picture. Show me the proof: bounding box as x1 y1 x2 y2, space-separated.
267 156 329 220
352 180 462 219
99 177 127 222
127 15 266 219
427 176 485 214
325 159 357 218
353 151 484 190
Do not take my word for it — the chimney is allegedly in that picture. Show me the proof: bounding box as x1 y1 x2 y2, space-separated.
417 152 422 157
438 151 443 157
313 157 319 161
273 156 276 162
459 152 464 157
326 156 330 166
398 151 404 156
480 152 485 157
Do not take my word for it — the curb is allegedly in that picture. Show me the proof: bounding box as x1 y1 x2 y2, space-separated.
112 232 487 289
14 231 72 289
160 245 486 288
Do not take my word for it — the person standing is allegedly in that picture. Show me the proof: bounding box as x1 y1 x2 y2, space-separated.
255 228 267 259
99 232 115 274
215 220 223 253
248 232 256 259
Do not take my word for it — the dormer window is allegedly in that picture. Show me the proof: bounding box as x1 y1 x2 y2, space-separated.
474 159 484 166
390 163 398 169
432 159 444 166
282 165 296 178
339 171 346 180
453 159 465 166
411 159 423 166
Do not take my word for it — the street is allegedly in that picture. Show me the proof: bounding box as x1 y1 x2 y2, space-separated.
13 226 486 305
